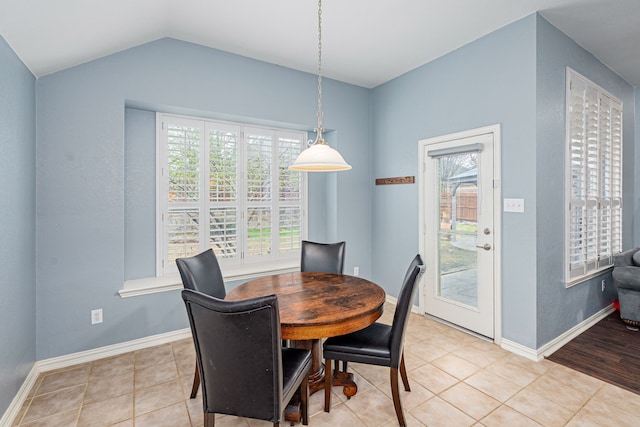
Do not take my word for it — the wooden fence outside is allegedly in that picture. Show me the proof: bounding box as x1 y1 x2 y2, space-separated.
440 192 477 222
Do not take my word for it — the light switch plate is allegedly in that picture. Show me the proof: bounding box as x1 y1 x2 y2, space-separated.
504 198 525 213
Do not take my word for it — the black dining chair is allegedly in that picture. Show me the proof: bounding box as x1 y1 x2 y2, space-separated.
182 289 312 427
322 254 425 427
300 240 346 274
337 251 426 377
176 249 226 398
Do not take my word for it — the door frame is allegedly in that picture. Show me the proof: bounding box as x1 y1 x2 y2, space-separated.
418 124 502 344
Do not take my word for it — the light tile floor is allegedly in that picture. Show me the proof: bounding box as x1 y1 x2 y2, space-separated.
12 303 640 426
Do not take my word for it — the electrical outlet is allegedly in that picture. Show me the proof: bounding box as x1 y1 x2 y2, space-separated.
353 266 359 276
91 308 103 325
601 280 606 292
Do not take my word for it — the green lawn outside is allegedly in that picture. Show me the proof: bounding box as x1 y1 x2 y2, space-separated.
439 221 477 274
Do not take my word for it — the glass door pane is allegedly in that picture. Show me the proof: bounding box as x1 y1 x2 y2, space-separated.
437 152 478 308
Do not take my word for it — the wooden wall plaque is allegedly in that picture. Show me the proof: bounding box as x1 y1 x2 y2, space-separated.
375 176 415 185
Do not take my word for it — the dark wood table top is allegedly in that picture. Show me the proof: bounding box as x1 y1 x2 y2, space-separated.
226 272 386 341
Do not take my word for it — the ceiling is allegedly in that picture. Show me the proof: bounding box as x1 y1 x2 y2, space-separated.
1 0 639 88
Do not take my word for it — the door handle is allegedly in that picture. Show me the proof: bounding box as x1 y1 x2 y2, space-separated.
476 243 491 251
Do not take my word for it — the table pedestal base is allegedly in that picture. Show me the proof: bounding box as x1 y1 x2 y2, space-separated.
284 339 360 424
285 339 322 424
289 338 324 392
330 370 358 398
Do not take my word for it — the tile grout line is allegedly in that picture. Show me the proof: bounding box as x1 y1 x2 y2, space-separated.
15 314 640 426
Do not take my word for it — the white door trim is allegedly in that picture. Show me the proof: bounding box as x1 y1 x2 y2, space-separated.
418 124 502 345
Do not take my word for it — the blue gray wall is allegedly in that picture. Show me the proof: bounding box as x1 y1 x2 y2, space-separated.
369 14 636 350
0 36 36 415
371 15 539 348
35 38 371 359
636 86 640 245
2 11 640 418
534 16 634 348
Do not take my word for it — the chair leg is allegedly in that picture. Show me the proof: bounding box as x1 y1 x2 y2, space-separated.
324 359 332 412
399 353 410 391
204 412 215 427
390 368 406 427
342 360 349 372
301 374 309 425
190 362 200 398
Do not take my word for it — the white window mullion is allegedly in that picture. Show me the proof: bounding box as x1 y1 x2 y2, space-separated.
199 121 209 257
156 114 166 277
272 129 281 259
238 128 246 264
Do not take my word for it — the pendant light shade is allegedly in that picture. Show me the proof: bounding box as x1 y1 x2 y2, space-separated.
289 138 352 172
288 0 351 173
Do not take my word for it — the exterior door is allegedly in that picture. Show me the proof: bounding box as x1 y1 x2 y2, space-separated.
419 127 499 339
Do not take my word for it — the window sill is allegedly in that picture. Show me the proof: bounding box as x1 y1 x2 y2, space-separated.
120 260 300 298
119 275 183 298
565 265 613 288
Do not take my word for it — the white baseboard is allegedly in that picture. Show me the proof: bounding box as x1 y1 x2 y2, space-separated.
0 365 39 427
537 304 615 359
500 338 540 361
2 303 616 426
0 328 192 427
385 294 421 314
400 294 614 363
36 328 191 373
502 304 615 362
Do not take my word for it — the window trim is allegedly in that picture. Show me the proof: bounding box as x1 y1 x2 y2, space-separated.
564 68 623 286
158 113 308 276
119 113 307 298
119 260 300 298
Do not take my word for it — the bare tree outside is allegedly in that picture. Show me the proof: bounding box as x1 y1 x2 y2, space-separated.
437 152 478 280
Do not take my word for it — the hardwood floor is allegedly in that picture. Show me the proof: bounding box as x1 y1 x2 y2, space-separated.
547 310 640 395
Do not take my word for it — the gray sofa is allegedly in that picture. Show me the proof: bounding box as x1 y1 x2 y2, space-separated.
612 247 640 329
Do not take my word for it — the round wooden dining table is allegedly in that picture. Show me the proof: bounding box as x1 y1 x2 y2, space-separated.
226 271 386 421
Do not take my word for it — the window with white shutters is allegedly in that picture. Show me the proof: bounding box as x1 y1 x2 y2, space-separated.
158 114 307 277
565 69 622 284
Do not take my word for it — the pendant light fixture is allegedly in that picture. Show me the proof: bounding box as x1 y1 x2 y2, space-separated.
289 0 352 172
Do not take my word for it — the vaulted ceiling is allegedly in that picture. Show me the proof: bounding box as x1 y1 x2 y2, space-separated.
1 0 639 88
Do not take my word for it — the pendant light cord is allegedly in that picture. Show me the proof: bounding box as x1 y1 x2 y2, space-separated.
315 0 324 141
287 0 351 170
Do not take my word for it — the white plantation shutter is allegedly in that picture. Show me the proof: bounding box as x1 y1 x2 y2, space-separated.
278 132 305 254
610 101 623 256
165 119 205 266
159 115 306 276
207 123 240 264
245 128 273 260
566 69 623 283
243 127 306 263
